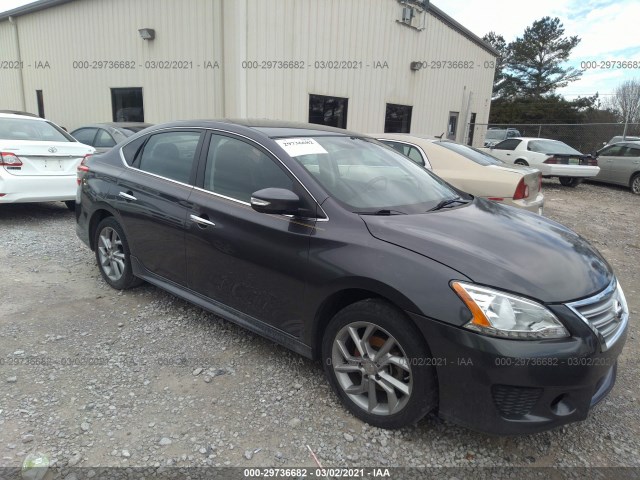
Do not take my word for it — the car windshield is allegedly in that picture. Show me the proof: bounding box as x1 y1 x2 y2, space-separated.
436 141 505 166
284 136 462 214
0 118 74 142
528 139 582 155
485 130 505 140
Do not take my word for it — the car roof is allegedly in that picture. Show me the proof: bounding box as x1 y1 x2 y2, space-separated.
369 133 440 142
0 112 46 121
72 122 154 130
142 119 364 138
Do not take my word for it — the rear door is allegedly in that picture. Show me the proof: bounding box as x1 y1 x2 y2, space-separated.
490 139 521 163
611 144 640 185
185 132 316 335
596 144 626 183
114 129 204 286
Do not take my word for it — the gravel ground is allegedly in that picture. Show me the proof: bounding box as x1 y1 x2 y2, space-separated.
0 179 638 474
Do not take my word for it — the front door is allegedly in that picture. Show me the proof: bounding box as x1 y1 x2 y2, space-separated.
185 132 316 336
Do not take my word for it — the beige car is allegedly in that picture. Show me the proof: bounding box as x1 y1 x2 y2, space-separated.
373 133 544 214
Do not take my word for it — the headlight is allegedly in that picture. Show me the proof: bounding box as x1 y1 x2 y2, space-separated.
451 281 569 339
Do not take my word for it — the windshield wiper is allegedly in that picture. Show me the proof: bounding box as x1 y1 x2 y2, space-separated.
428 197 469 212
355 209 406 216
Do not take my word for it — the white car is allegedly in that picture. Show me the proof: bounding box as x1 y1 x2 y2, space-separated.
0 113 95 209
481 137 599 187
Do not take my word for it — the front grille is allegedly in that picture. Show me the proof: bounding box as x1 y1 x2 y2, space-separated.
492 384 542 417
568 280 628 351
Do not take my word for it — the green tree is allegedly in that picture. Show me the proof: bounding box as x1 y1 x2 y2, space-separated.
482 32 510 99
506 17 582 97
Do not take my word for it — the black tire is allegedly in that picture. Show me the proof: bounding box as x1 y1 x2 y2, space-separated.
630 173 640 195
94 217 142 290
559 177 583 187
514 160 529 166
64 200 75 211
321 299 438 429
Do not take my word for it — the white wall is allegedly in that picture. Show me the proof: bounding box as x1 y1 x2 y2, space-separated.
0 0 495 143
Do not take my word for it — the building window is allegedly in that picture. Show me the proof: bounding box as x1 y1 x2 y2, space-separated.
384 104 412 133
447 111 459 140
36 90 45 118
111 87 144 122
309 94 348 129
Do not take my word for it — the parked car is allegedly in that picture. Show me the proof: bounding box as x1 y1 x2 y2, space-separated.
76 120 628 434
373 133 544 214
591 141 640 194
483 127 521 147
71 123 153 153
0 112 94 209
606 135 640 146
481 137 599 187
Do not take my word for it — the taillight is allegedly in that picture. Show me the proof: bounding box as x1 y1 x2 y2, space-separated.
513 178 529 200
77 154 91 185
543 156 557 164
586 156 598 166
0 152 23 167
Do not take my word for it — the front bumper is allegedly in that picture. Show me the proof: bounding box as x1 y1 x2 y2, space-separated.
408 305 626 435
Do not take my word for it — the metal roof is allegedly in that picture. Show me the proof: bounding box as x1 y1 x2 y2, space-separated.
0 0 498 56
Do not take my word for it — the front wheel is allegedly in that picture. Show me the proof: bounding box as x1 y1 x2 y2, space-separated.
630 173 640 195
322 299 437 429
94 217 142 290
559 177 583 187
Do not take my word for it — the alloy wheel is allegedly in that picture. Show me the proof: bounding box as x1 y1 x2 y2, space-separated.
632 175 640 195
331 321 412 416
97 227 126 281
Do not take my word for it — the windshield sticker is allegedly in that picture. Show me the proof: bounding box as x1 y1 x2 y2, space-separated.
276 138 328 157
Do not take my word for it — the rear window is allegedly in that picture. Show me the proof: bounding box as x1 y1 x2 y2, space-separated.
528 140 582 155
0 118 74 142
436 141 505 166
485 130 506 140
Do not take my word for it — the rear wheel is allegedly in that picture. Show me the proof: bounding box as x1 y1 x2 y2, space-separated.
64 201 75 211
94 217 142 290
630 173 640 195
514 160 529 166
322 299 437 429
559 177 583 187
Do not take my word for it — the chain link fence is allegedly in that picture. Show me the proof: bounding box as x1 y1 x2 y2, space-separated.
469 123 640 154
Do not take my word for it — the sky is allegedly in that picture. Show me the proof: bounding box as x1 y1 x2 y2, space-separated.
1 0 637 101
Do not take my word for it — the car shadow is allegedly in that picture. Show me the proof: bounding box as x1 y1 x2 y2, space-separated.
0 202 72 221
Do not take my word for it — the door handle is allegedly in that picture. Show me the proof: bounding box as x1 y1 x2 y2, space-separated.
118 191 137 201
190 214 216 228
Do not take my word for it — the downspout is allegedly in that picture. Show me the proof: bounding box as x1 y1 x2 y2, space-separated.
9 16 27 111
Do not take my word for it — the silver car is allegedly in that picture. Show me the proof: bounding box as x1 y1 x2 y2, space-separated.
70 122 153 153
592 141 640 194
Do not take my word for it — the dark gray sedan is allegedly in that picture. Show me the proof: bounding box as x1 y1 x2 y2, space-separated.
592 141 640 194
75 119 628 434
71 122 153 153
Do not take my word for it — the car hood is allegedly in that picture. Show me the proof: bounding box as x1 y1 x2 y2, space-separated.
362 199 613 303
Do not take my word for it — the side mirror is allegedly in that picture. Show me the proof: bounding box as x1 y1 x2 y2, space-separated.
250 188 300 215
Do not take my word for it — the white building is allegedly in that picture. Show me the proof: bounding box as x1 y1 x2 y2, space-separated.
0 0 497 144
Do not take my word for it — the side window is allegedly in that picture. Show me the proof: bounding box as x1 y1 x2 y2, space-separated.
380 141 425 166
601 145 626 157
494 139 521 151
137 131 201 184
94 129 116 148
623 146 640 157
72 128 98 146
204 135 293 203
121 136 146 165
